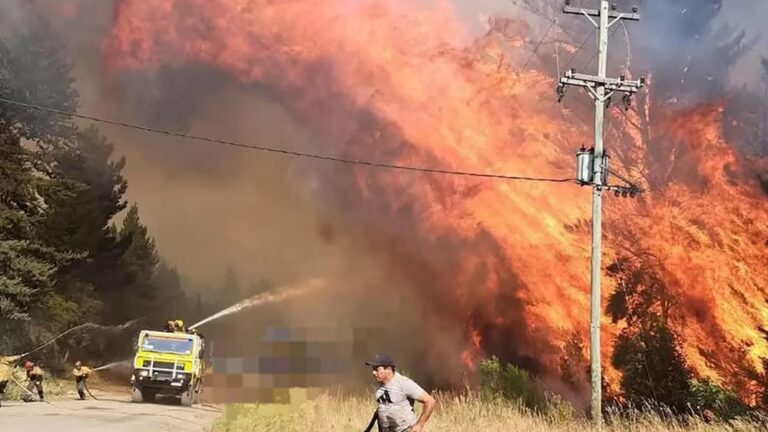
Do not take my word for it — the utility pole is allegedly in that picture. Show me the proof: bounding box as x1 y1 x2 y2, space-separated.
557 0 644 423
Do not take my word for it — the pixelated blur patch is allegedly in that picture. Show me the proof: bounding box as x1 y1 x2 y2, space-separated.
207 325 366 404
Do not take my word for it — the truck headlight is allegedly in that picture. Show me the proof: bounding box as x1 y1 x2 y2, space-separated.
139 370 149 377
176 373 186 379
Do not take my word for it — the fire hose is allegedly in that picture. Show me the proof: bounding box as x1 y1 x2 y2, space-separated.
20 318 144 358
8 373 55 407
83 379 101 400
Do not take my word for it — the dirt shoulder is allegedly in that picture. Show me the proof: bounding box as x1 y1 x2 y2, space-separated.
0 387 221 432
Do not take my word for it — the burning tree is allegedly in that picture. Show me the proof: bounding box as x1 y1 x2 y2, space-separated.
606 255 692 412
65 0 768 405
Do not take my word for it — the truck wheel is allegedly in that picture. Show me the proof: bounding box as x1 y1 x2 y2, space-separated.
192 380 201 405
180 389 193 407
141 390 157 402
131 387 143 403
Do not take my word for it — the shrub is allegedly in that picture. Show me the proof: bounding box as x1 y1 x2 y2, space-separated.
688 379 750 420
478 356 545 411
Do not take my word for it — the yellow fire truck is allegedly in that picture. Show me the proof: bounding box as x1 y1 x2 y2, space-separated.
130 325 204 406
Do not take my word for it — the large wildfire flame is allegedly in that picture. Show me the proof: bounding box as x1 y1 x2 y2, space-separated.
104 0 768 397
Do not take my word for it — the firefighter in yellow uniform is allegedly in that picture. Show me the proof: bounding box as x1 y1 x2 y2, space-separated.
23 361 44 402
0 354 21 407
72 361 92 400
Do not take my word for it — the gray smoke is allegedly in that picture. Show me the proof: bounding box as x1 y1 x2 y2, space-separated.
3 0 766 392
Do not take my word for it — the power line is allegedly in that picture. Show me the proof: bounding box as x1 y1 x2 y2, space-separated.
580 24 622 71
558 28 597 99
561 27 596 73
515 19 557 77
0 97 575 184
559 24 621 100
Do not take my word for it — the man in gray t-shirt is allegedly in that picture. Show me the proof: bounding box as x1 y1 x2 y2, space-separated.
365 353 436 432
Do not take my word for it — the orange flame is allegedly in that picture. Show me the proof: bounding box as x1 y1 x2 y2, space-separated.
105 0 768 398
461 327 484 370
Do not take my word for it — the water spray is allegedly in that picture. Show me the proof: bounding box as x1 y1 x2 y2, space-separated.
20 318 144 358
91 359 132 372
188 278 325 330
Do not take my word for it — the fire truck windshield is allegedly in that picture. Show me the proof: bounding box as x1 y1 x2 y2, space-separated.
142 336 194 355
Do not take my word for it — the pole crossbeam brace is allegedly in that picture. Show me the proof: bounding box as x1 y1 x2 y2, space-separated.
563 6 640 22
559 78 643 93
559 77 643 101
564 70 644 89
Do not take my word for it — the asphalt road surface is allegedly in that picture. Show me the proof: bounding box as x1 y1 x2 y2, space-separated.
0 390 221 432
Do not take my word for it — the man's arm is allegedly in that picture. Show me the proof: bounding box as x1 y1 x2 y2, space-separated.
411 391 436 432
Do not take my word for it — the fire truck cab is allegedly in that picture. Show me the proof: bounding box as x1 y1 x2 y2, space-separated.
130 328 204 406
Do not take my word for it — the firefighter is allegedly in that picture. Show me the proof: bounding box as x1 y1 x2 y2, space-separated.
72 361 92 400
164 320 177 332
174 320 186 333
23 361 44 402
0 354 21 407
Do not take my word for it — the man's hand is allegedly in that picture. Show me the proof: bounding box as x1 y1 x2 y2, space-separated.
412 391 436 432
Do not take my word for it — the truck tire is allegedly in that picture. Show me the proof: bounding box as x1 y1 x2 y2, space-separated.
180 389 193 407
131 387 143 403
192 379 201 405
141 389 157 402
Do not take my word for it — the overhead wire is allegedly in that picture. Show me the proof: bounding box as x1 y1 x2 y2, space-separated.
560 27 597 74
0 97 575 184
579 24 623 72
557 28 597 100
515 18 557 78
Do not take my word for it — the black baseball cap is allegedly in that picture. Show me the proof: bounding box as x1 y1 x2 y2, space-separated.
365 353 395 367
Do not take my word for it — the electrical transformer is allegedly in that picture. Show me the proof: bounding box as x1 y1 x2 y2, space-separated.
576 147 610 186
576 147 593 185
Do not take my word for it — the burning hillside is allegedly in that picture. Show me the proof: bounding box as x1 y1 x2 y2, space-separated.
102 0 768 398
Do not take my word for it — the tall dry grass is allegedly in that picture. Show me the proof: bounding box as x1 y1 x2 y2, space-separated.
3 368 72 400
211 391 768 432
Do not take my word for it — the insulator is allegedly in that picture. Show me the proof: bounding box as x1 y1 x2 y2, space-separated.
623 93 632 111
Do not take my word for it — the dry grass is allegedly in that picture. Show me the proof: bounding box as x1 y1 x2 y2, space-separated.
211 392 768 432
4 368 76 401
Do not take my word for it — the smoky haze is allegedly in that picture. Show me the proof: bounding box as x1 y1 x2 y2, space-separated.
15 0 765 283
4 0 767 393
4 0 480 388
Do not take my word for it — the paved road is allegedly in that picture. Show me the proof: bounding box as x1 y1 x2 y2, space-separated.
0 390 221 432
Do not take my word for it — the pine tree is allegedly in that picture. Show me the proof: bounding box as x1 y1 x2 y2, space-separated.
151 260 188 320
559 331 588 391
0 19 78 143
607 257 693 412
35 125 130 327
109 204 160 324
38 125 127 251
0 240 55 321
0 14 79 331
